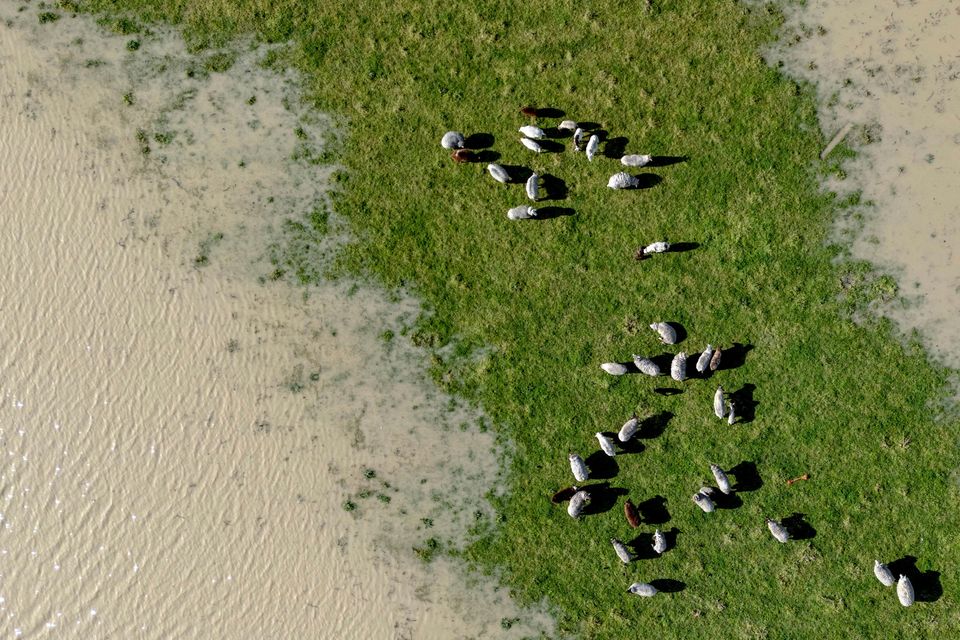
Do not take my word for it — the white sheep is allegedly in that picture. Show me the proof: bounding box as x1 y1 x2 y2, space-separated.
596 432 617 457
897 574 915 607
696 345 714 373
652 529 667 554
507 205 537 220
713 386 726 419
586 134 599 161
525 173 539 201
601 362 628 375
618 415 639 443
569 453 589 482
632 355 661 377
558 120 578 131
608 172 640 189
649 322 678 344
711 464 732 495
520 137 543 153
519 125 546 139
567 490 590 518
572 127 584 152
727 401 736 425
642 240 670 254
487 163 510 184
612 538 633 563
440 131 465 149
621 154 652 167
766 518 789 543
670 352 687 381
874 560 896 587
627 582 658 597
693 491 715 513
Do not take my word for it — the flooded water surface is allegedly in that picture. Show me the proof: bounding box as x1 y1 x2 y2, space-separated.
0 7 552 638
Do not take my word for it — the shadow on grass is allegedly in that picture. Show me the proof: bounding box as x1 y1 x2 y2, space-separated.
729 461 763 492
627 533 658 559
730 383 757 423
638 411 673 439
540 173 568 200
712 490 743 510
650 578 686 593
782 512 816 540
720 342 754 370
577 121 602 131
472 149 500 163
536 206 575 219
550 486 578 504
603 136 629 158
654 387 683 396
585 451 619 479
535 106 565 118
887 556 943 602
669 241 700 254
464 132 494 149
535 140 566 154
648 155 689 167
582 482 628 515
502 165 533 183
637 495 670 525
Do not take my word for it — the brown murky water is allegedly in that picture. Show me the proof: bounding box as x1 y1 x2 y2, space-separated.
769 0 960 368
0 7 552 638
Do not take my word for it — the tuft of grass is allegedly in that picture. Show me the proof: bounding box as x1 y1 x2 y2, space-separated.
126 39 140 51
38 11 60 23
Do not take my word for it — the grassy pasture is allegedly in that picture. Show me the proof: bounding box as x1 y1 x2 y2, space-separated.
57 0 960 636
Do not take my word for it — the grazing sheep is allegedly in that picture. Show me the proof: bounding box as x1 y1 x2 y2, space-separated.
642 240 670 255
586 134 599 161
627 582 658 597
572 127 584 152
601 362 629 375
520 137 543 153
525 173 539 201
649 322 678 345
713 386 726 419
624 499 642 528
696 345 714 374
520 105 538 117
596 432 617 457
874 560 896 587
727 401 736 425
612 538 633 564
558 120 578 131
451 149 475 163
709 346 722 371
618 414 639 443
652 529 667 554
897 574 915 607
693 491 715 513
519 125 546 139
632 355 661 377
567 490 590 518
551 486 578 504
711 464 732 495
440 131 465 149
569 453 589 482
670 352 687 381
507 205 537 220
621 154 653 167
766 518 789 543
608 172 640 189
487 163 510 184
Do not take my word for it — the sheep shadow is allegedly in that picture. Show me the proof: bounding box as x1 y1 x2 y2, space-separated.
666 323 687 344
647 155 689 167
711 490 743 510
627 533 659 560
729 384 757 423
464 132 494 149
501 165 533 183
650 352 675 372
638 411 673 439
782 512 816 540
728 461 763 492
536 206 575 219
633 173 663 189
534 107 565 118
650 578 686 593
472 149 500 163
718 342 753 371
535 140 566 154
598 431 644 456
603 136 629 158
550 486 579 504
887 556 943 602
577 121 602 131
669 241 700 253
654 387 683 396
539 174 568 200
637 495 670 525
585 451 619 479
581 482 628 515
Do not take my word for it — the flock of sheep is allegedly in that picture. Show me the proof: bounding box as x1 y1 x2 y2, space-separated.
439 108 917 607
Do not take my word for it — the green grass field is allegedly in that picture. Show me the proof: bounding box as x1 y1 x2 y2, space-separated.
58 0 960 636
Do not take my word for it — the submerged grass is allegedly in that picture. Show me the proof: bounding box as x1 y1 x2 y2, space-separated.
63 1 959 637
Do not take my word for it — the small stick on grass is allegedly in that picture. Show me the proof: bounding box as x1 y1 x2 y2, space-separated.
820 123 851 160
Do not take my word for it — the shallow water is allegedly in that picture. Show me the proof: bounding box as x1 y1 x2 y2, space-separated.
768 0 960 368
0 7 552 638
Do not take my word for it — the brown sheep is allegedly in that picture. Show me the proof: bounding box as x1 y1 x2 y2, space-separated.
451 149 476 163
624 499 642 528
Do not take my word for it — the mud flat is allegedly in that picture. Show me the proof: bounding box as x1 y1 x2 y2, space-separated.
769 0 960 368
0 8 552 638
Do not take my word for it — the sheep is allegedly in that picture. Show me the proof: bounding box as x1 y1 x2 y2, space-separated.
572 127 584 152
608 172 640 189
624 499 642 528
652 529 667 554
709 346 722 371
693 491 715 513
601 362 629 375
567 490 590 518
612 538 633 564
627 582 658 597
558 120 578 131
569 453 589 482
618 414 639 443
766 518 789 543
696 345 714 373
727 401 736 425
519 125 546 139
874 560 896 587
621 154 653 167
487 163 510 184
507 205 538 220
520 138 543 153
596 432 617 457
520 105 538 118
525 173 539 201
713 386 726 419
642 240 670 255
649 322 678 345
440 131 465 149
551 486 578 504
670 352 687 382
586 134 600 161
711 464 732 495
632 355 661 377
451 149 475 163
897 574 915 607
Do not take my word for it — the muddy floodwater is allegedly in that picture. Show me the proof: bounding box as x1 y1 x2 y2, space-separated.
0 7 553 639
770 0 960 368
